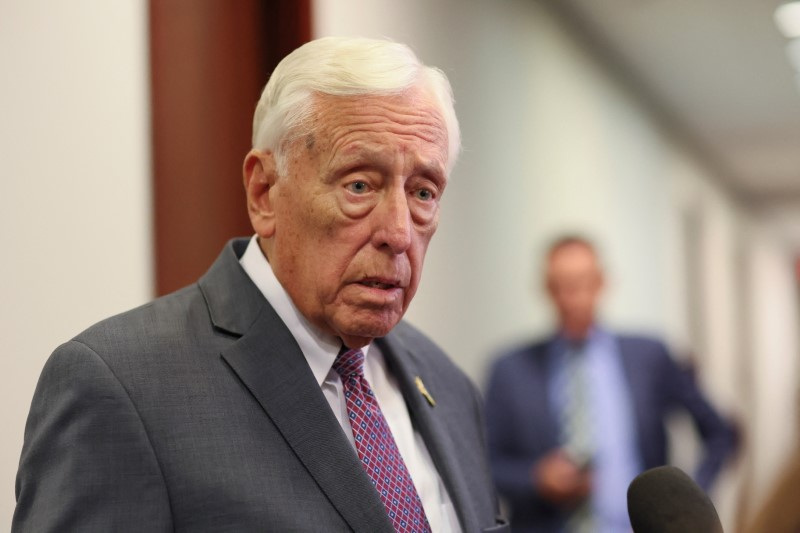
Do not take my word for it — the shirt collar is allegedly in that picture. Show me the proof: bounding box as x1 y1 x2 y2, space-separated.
238 235 371 386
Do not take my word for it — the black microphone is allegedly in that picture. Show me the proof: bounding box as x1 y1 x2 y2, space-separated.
627 465 723 533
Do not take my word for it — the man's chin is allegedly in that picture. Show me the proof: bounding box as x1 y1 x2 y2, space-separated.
333 312 402 349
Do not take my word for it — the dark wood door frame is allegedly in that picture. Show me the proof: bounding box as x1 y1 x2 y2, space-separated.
149 0 310 295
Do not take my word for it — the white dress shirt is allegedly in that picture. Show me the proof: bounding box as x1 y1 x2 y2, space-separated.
239 236 460 532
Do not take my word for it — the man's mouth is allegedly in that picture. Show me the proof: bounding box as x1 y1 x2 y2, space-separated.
358 279 399 290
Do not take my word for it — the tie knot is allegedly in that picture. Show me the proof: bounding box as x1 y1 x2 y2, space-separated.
333 348 365 379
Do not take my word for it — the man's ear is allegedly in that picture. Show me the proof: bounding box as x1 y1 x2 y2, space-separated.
243 149 278 238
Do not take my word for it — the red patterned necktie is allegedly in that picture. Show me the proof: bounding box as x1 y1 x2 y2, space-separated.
333 348 432 533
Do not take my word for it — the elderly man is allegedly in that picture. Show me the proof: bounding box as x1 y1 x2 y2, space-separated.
484 236 737 533
14 37 506 533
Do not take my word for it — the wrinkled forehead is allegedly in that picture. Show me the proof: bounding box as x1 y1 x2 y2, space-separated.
314 89 446 146
300 89 448 167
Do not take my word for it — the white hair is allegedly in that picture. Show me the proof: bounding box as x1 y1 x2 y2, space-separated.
251 36 460 175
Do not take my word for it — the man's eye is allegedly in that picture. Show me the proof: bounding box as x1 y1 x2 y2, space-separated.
346 181 369 194
414 188 435 201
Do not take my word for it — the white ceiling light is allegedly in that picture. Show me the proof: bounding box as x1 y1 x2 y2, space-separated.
776 1 800 38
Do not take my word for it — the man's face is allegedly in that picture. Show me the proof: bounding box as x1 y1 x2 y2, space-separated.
246 88 449 348
545 243 604 338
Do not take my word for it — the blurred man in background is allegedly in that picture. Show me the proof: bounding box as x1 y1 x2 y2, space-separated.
484 235 738 533
14 36 506 532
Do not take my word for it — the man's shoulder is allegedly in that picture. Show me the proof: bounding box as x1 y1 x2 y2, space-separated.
612 331 670 355
70 238 253 355
608 331 678 377
76 284 203 343
34 283 215 403
59 282 219 376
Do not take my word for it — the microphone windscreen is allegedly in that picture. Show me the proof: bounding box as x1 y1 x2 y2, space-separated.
627 465 723 533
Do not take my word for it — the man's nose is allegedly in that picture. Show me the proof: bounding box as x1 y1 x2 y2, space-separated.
373 188 412 254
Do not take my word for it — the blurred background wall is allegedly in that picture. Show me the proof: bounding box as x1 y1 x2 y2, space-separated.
0 1 153 527
3 0 799 530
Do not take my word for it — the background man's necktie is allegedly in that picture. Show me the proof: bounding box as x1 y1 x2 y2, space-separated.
333 348 432 533
562 346 594 533
562 346 593 466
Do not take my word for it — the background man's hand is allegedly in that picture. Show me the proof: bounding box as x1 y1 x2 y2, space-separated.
533 449 593 506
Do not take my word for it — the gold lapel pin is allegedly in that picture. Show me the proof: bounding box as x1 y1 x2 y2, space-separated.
415 376 436 407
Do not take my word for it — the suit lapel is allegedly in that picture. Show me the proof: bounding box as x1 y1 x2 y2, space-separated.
377 333 478 533
199 240 393 532
540 338 564 445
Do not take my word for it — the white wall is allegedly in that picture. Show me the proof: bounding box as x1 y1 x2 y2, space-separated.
746 224 800 511
0 1 152 527
314 0 800 529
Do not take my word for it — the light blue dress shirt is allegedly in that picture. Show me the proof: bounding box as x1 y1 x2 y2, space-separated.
548 327 642 533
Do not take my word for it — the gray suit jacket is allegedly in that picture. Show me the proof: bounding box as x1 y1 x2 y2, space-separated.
14 239 507 532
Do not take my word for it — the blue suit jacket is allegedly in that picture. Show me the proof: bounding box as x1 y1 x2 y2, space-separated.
484 334 737 533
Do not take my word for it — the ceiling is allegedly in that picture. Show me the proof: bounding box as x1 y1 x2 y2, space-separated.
546 0 800 214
